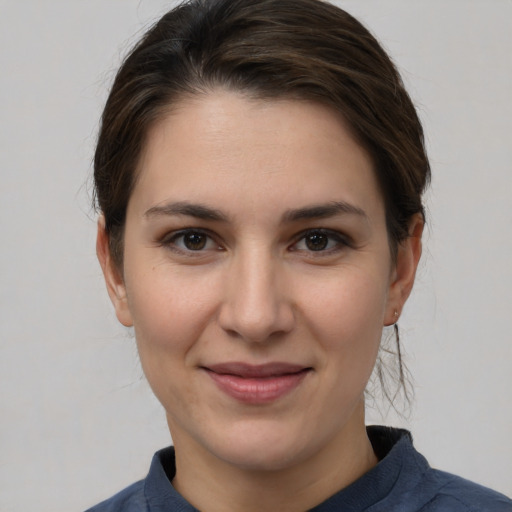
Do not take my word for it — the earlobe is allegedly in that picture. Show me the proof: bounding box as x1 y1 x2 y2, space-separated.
96 215 134 327
384 214 424 326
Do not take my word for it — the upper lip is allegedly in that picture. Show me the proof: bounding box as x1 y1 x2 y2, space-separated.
203 362 311 378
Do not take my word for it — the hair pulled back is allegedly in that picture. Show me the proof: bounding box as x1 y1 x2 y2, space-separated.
94 0 430 268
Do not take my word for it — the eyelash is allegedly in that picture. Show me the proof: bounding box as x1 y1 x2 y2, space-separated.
159 228 351 256
159 229 221 255
291 228 351 255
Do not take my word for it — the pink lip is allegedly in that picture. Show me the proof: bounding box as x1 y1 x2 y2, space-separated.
202 362 311 404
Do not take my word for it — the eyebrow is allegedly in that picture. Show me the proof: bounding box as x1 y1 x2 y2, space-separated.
282 201 368 223
144 200 368 223
144 201 228 221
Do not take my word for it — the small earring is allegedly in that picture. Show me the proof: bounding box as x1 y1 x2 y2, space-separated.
394 310 399 323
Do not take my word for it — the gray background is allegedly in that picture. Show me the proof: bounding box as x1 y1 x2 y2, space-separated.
1 1 511 510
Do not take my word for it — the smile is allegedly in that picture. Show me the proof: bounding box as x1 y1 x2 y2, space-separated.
202 362 312 404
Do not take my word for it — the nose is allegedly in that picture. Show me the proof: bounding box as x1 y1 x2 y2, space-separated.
218 246 295 343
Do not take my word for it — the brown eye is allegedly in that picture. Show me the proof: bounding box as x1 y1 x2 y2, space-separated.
291 229 349 254
163 229 218 252
161 229 222 256
305 232 329 251
183 232 208 250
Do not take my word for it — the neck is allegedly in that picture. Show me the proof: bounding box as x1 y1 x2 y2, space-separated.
170 403 378 512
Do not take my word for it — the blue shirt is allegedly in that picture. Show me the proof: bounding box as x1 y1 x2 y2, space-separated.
85 426 512 511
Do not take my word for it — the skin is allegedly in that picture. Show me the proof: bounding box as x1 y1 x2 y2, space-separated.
97 90 423 512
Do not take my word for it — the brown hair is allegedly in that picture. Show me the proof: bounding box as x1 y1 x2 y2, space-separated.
94 0 430 269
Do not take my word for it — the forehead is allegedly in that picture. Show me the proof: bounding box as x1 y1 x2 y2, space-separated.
130 90 384 224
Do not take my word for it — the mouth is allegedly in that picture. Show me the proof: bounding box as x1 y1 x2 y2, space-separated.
201 362 312 404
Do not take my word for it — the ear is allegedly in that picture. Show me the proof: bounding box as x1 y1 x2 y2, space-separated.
384 214 424 326
96 215 133 327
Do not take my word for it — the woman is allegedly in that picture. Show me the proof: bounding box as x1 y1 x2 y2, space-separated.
88 0 511 510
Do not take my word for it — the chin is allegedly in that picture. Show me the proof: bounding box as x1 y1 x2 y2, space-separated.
217 443 303 472
203 419 317 472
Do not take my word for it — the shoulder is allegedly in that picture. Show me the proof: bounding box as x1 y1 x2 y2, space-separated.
83 446 180 512
417 470 512 512
365 427 511 512
84 480 147 512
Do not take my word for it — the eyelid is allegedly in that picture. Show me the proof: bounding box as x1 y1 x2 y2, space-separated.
290 228 352 253
157 226 352 255
159 227 222 253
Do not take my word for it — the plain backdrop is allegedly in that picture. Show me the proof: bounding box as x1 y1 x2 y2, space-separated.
1 1 511 510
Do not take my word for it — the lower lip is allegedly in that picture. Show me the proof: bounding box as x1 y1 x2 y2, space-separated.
205 369 310 404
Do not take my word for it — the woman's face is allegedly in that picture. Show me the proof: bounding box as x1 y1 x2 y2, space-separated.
99 91 421 472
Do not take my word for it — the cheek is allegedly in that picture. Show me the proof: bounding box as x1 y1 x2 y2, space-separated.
301 268 388 389
125 269 221 415
124 263 220 366
304 269 388 343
